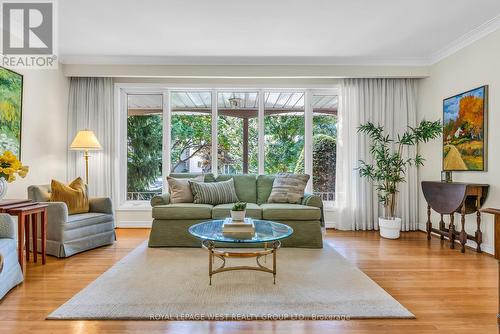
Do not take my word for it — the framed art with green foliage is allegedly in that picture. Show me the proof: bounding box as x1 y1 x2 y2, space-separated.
443 85 488 171
0 67 23 158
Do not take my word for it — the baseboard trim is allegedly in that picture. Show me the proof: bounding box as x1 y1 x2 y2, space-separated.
117 220 152 228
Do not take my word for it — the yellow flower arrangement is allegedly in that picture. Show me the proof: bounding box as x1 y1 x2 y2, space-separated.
0 151 29 183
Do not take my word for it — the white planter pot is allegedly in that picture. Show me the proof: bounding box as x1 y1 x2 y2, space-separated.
230 210 246 222
378 217 402 239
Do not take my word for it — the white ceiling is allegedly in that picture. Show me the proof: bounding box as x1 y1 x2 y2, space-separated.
59 0 500 65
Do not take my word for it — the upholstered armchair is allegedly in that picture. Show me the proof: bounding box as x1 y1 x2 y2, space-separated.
27 185 115 258
0 214 23 300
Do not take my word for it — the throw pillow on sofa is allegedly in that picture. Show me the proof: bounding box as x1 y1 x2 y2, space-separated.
268 173 310 204
50 177 89 214
189 178 239 205
167 175 204 203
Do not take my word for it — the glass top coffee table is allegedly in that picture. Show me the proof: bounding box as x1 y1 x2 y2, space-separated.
189 220 293 285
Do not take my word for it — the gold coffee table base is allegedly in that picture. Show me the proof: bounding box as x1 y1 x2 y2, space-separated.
202 240 281 285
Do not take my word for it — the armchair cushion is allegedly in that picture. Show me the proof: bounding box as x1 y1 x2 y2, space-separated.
67 212 114 230
50 178 89 214
27 184 51 202
0 214 15 239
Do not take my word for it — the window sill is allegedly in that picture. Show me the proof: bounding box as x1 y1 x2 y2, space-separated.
118 201 152 211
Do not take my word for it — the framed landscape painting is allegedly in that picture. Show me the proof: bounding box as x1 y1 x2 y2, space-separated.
443 85 487 171
0 67 23 158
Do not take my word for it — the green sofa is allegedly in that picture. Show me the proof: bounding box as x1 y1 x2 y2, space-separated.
149 173 324 248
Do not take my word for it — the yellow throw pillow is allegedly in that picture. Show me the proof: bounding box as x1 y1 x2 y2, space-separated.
50 177 90 214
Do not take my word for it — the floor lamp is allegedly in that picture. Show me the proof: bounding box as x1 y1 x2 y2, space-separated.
70 130 102 184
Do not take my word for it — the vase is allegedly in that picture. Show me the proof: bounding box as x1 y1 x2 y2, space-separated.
0 177 7 201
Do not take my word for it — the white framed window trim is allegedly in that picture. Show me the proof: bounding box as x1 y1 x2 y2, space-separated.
115 84 339 210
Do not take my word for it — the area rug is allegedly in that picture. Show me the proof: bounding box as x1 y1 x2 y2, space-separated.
47 242 414 320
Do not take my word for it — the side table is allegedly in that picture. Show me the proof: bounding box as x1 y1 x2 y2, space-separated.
479 208 500 326
0 200 48 270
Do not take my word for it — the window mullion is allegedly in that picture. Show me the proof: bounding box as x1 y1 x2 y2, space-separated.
305 90 313 193
258 90 265 175
163 90 171 191
211 90 218 175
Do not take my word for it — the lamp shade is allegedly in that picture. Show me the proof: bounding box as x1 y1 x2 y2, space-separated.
70 130 102 151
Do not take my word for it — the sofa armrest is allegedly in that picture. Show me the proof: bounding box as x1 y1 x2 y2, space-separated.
89 197 114 214
302 193 323 208
0 214 15 239
150 193 171 207
302 193 325 227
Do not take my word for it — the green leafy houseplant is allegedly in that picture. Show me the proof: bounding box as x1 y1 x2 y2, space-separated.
230 202 247 222
232 202 247 211
357 120 442 219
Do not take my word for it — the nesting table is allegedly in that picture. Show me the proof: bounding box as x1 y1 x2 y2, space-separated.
0 199 48 270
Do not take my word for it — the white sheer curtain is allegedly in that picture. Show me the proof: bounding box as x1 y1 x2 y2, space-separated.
336 78 418 231
67 77 114 197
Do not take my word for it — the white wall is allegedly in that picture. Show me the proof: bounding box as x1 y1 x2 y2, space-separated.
5 66 70 198
417 29 500 255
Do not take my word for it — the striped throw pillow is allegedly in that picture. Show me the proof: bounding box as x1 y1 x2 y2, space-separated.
268 173 310 204
189 179 239 205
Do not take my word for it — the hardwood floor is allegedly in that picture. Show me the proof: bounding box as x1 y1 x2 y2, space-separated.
0 229 497 333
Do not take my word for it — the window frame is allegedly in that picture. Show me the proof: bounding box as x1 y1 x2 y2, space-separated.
116 84 338 209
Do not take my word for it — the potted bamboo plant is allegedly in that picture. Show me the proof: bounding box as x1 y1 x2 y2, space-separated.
357 120 441 239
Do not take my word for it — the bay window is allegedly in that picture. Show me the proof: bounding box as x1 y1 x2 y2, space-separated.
120 87 337 205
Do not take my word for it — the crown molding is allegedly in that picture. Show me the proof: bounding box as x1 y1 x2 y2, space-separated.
59 55 430 67
430 14 500 65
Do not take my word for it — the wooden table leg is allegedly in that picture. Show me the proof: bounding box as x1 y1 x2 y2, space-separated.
449 213 455 249
460 206 467 253
426 204 432 240
32 213 38 263
476 211 483 253
41 209 47 265
24 214 30 262
439 214 445 240
17 214 24 270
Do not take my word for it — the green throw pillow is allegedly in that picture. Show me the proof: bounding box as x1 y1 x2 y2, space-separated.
189 179 239 205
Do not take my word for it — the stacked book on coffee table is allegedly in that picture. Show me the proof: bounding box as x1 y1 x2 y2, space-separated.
222 217 255 238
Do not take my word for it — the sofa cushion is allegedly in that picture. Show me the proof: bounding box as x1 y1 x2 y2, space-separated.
268 173 310 204
260 203 321 221
152 203 213 220
190 179 239 205
216 174 258 203
66 212 114 230
167 175 204 203
257 175 275 204
212 203 262 219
